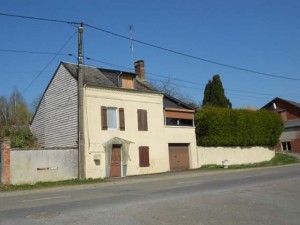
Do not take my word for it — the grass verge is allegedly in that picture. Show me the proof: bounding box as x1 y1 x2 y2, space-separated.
201 153 299 170
0 178 103 192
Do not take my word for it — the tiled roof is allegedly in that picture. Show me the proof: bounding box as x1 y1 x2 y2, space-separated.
62 61 157 92
285 119 300 128
283 99 300 109
261 97 300 110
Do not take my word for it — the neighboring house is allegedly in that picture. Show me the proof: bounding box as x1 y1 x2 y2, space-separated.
262 97 300 153
31 60 198 178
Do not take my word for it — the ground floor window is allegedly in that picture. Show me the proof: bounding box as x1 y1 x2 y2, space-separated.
139 146 149 167
281 142 291 151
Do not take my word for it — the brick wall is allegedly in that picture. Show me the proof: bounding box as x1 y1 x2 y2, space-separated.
1 138 11 184
274 142 281 152
291 138 300 153
275 100 300 120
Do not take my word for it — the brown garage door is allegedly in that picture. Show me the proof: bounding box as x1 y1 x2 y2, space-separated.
169 144 190 171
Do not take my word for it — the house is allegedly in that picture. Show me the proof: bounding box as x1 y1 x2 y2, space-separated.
262 97 300 153
31 60 198 179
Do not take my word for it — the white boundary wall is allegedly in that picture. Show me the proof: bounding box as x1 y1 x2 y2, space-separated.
10 149 78 184
197 146 275 166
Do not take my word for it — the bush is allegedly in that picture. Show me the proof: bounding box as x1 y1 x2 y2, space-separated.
1 126 37 148
195 107 283 147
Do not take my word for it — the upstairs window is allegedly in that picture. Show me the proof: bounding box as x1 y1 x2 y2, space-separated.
101 107 125 130
165 108 194 127
121 75 135 89
166 118 193 126
138 109 148 131
107 107 117 129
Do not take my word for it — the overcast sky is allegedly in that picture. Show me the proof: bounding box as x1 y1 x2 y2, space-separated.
1 0 300 109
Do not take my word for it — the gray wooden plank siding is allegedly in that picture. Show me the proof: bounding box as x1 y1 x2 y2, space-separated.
280 129 300 141
31 64 78 148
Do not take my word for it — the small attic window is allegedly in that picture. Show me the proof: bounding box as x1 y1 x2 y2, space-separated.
121 75 135 89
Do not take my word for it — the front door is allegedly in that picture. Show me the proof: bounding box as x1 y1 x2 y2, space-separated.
110 145 121 177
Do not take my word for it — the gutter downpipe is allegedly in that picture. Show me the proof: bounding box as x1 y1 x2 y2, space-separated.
117 71 123 87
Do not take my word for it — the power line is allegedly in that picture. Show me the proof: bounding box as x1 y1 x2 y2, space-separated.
22 32 77 94
86 57 133 71
1 12 299 81
0 48 73 56
0 12 79 25
148 78 271 101
4 50 296 98
84 23 300 81
85 56 300 99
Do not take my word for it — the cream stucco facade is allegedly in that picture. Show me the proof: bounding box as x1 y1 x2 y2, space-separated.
83 86 197 179
197 146 275 166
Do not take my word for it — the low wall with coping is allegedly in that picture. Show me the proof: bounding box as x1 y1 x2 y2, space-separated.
0 138 79 185
10 148 78 184
197 146 275 166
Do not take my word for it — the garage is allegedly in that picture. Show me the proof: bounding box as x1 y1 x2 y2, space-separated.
168 144 190 171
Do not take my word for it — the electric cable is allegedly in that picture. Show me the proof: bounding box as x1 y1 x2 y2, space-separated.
0 12 298 81
0 12 79 25
86 56 300 99
0 48 73 56
22 32 77 94
84 23 300 81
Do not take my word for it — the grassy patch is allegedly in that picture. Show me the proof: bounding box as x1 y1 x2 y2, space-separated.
0 178 104 192
201 153 299 170
200 164 225 169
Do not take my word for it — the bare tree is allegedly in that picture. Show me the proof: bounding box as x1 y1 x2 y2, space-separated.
0 96 9 126
150 77 199 109
31 94 42 113
8 88 31 125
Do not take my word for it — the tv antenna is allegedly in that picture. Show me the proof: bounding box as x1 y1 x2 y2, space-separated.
129 25 135 69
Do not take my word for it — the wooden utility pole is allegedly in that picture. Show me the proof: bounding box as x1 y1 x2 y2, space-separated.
78 23 85 179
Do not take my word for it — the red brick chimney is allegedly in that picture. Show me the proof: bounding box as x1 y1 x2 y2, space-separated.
134 60 145 80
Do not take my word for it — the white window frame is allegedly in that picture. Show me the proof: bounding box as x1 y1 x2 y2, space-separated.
281 141 291 151
107 107 118 129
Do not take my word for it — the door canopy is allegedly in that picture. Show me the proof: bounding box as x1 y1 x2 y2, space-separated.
103 137 133 164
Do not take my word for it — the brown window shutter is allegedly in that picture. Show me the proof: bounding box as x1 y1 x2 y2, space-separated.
144 147 149 167
138 109 148 131
139 146 144 167
101 106 108 130
138 109 142 131
143 110 148 131
139 146 149 167
119 108 125 131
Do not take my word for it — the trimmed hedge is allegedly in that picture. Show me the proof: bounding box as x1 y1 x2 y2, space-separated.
195 107 283 147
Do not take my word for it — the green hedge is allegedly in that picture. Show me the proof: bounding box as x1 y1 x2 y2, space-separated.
195 107 283 147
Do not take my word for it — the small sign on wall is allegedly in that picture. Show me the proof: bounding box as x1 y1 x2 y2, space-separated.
37 167 58 171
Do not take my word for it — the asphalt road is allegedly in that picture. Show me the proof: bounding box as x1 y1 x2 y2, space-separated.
0 164 299 225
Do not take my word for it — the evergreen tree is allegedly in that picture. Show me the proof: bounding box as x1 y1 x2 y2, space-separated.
202 74 232 108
